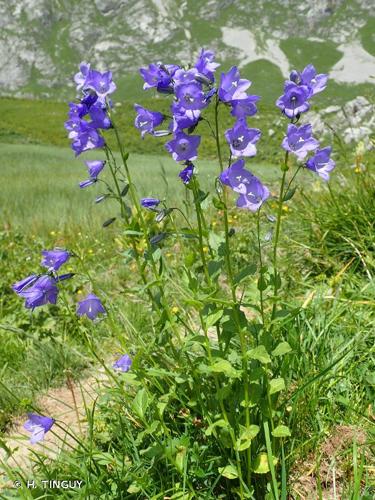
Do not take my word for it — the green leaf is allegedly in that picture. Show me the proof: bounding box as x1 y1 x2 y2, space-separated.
208 260 222 279
272 425 291 438
102 217 116 228
253 453 270 474
272 342 292 357
127 484 141 494
269 377 285 395
247 345 271 364
175 446 187 473
210 359 239 378
218 464 239 479
235 425 260 451
234 264 257 285
205 419 228 436
253 453 278 474
283 186 297 202
132 388 151 420
212 196 225 210
209 231 225 251
257 274 268 291
205 309 224 328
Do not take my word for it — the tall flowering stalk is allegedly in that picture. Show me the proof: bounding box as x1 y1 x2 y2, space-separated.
11 53 335 498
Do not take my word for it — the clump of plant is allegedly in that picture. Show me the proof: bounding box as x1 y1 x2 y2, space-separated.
6 53 338 498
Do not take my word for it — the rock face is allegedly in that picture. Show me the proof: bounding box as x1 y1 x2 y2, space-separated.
0 0 374 101
302 97 374 149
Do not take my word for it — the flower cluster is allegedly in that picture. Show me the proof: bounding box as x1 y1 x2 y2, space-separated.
12 249 72 310
278 64 335 180
137 49 270 211
12 248 105 320
276 64 328 119
65 62 116 189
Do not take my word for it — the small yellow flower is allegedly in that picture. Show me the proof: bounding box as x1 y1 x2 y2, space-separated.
171 306 179 314
88 249 94 254
166 252 172 258
228 217 233 223
49 231 56 236
282 205 289 212
212 221 217 226
77 289 82 295
354 167 361 174
233 215 238 220
203 246 209 253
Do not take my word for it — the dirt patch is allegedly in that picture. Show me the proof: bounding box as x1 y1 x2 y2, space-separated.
0 369 107 486
290 425 369 499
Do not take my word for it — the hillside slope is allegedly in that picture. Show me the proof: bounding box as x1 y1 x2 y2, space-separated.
0 0 374 105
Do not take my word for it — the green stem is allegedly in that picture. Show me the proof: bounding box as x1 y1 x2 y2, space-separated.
192 178 211 286
256 209 265 327
270 152 289 326
104 146 155 308
108 112 187 355
214 97 252 489
198 311 244 497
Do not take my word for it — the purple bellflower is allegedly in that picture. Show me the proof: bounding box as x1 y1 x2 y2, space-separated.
41 249 70 271
179 162 195 184
165 131 201 162
306 146 335 181
194 48 220 82
230 95 260 118
12 274 39 294
84 70 116 100
139 63 173 92
68 102 88 120
24 413 55 444
173 68 198 86
225 119 261 157
220 159 270 211
282 124 319 160
79 160 106 188
113 354 132 372
134 104 164 138
171 103 200 132
141 198 161 209
89 102 112 129
70 121 105 156
175 82 207 111
19 275 59 310
290 64 328 96
74 62 91 91
77 293 105 321
276 82 310 119
218 66 251 102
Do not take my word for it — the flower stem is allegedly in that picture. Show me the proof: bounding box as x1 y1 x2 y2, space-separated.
270 152 289 328
256 208 265 327
214 97 252 488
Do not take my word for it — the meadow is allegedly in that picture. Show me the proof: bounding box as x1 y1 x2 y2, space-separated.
0 89 374 499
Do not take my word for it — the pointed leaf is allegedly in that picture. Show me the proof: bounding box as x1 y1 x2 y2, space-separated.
210 359 239 378
272 342 292 357
272 425 291 438
218 464 238 479
247 345 271 364
234 264 257 285
269 377 285 395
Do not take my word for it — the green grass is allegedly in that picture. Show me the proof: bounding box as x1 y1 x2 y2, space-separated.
0 142 280 233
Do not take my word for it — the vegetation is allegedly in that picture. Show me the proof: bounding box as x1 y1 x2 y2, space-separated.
0 92 374 498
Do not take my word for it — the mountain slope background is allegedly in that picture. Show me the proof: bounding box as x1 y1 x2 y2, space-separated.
0 0 374 106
